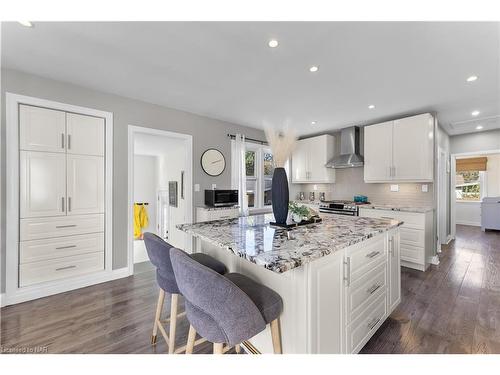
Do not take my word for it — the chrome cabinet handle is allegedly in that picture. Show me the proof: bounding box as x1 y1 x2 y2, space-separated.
68 197 72 212
61 133 65 149
367 283 382 295
393 166 396 177
61 197 65 212
389 237 395 256
367 317 381 330
389 166 392 177
68 134 71 149
55 224 77 228
55 245 77 250
366 251 380 259
344 257 351 286
55 265 76 271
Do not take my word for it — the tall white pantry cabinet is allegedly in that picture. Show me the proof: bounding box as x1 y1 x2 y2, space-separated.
18 105 105 287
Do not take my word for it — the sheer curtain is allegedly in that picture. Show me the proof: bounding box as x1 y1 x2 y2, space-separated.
231 134 248 216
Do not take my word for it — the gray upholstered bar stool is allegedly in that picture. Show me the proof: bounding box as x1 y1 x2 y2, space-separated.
143 232 227 354
170 247 284 354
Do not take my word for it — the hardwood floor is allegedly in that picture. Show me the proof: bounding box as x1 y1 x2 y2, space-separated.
361 225 500 354
1 225 499 354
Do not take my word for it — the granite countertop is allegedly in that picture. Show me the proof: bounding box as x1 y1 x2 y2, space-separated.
360 203 434 213
177 213 402 274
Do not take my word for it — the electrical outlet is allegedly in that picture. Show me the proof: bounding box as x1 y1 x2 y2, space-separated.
422 184 428 193
390 184 399 192
194 184 200 192
313 184 318 191
212 184 217 190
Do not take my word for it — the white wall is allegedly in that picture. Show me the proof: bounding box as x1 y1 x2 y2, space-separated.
485 154 500 197
456 202 481 227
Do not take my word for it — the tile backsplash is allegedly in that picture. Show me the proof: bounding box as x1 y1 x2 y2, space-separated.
289 167 434 207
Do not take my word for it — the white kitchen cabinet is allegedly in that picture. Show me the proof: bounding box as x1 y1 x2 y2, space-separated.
387 230 401 312
363 121 393 182
20 105 66 153
20 151 67 218
67 155 105 215
364 113 434 183
66 113 105 156
291 135 335 183
196 206 240 222
392 114 434 181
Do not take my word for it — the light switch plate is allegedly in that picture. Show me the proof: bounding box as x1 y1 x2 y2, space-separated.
194 184 200 192
422 184 428 193
390 184 399 192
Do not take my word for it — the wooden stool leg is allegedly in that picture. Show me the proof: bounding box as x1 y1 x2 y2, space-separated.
270 318 282 354
151 289 165 345
168 293 179 354
235 344 241 354
213 343 224 354
185 325 197 354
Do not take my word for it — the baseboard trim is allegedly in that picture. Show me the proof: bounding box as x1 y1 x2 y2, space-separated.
429 255 440 265
456 220 481 227
0 293 6 308
2 267 132 307
445 235 453 244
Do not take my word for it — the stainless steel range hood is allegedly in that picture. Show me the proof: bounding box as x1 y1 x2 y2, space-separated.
325 126 364 168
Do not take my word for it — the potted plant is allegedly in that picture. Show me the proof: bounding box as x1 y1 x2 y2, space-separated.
265 127 297 225
288 202 310 223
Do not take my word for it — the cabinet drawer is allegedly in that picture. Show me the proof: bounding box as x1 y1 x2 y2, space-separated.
20 251 104 287
346 235 386 282
346 292 387 353
20 233 104 264
346 262 386 324
400 227 425 247
401 243 424 264
20 214 104 241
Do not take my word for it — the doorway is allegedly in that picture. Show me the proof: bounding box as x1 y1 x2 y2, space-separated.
127 126 193 275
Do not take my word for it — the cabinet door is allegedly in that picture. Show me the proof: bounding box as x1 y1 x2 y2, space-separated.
291 138 309 182
20 105 66 153
392 114 434 181
363 121 393 182
66 113 105 156
388 231 401 312
308 135 335 183
20 151 66 218
67 155 104 215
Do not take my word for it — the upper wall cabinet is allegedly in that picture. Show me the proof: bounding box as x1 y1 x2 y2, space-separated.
364 113 434 183
67 113 105 156
292 134 335 183
20 105 66 153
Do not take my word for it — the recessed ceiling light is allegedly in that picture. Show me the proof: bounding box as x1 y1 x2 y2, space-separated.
466 75 478 82
368 105 375 109
268 39 279 48
471 110 480 116
18 21 33 27
311 121 317 125
476 125 483 130
309 66 319 73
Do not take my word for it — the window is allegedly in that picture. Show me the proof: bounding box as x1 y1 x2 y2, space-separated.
455 170 485 201
245 145 275 209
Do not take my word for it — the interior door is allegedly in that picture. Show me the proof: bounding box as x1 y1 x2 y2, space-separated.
19 105 66 153
67 154 104 215
364 121 393 182
20 151 67 218
392 113 434 181
66 113 105 156
292 138 309 182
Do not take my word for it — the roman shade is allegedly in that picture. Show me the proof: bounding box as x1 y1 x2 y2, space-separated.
456 157 488 172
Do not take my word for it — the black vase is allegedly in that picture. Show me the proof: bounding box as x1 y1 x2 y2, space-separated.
271 167 289 224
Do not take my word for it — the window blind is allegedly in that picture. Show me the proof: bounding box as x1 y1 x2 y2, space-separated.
456 157 488 172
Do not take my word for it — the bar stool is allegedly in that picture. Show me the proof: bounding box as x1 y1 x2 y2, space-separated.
143 232 227 354
170 247 283 354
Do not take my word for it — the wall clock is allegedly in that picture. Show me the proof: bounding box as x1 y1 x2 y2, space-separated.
201 148 226 176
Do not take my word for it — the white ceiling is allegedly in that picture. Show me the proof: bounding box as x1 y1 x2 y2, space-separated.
2 21 499 136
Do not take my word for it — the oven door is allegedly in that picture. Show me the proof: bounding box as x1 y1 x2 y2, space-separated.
319 208 357 216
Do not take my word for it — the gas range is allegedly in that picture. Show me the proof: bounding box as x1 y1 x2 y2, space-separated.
318 200 371 216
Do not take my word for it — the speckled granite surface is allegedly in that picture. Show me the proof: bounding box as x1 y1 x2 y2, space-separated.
177 213 402 273
360 204 434 213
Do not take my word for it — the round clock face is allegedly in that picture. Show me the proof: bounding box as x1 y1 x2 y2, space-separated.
201 149 226 176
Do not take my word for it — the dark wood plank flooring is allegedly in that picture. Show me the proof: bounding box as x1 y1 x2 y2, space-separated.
1 225 499 354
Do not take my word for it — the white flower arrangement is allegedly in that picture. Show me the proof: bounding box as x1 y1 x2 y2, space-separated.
264 127 298 168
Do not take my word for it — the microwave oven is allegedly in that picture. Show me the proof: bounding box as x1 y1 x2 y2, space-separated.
205 189 238 207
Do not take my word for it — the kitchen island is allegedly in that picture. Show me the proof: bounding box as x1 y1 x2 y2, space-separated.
178 213 403 354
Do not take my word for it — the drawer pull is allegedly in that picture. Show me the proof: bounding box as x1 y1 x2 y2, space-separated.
55 224 77 228
366 251 381 259
55 245 77 250
367 317 381 330
55 265 77 271
367 283 382 295
344 257 351 286
389 237 394 256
